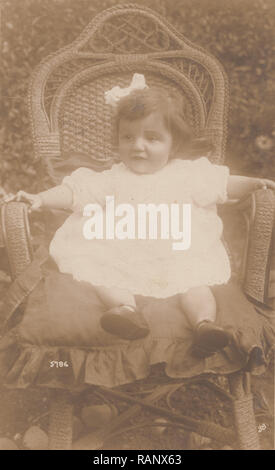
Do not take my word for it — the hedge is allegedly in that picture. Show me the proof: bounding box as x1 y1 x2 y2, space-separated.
1 0 274 193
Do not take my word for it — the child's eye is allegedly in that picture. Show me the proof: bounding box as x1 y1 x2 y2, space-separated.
147 136 159 142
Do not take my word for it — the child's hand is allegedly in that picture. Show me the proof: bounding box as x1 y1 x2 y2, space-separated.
255 178 275 191
4 191 43 211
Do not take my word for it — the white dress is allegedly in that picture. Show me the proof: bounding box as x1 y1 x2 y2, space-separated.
50 157 231 298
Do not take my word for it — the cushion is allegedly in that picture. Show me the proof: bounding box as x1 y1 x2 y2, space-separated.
0 261 274 390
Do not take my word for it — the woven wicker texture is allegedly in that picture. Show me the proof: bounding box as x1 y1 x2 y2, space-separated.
1 203 33 280
5 5 270 450
80 10 181 54
28 4 228 183
229 372 260 450
48 390 73 450
59 71 198 162
232 395 260 450
244 189 275 304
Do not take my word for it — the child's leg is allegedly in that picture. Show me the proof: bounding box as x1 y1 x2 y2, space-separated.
179 285 230 357
95 286 136 309
95 286 149 340
179 285 216 328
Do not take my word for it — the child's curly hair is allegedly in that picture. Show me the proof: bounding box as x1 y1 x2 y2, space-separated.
113 87 213 158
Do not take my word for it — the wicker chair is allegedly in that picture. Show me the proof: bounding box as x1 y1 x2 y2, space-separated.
1 4 274 450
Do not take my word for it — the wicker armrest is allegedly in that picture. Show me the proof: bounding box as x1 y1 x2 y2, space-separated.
0 202 33 279
2 191 275 307
233 189 275 306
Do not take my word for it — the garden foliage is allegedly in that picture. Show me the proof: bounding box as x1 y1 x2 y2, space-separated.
1 0 274 193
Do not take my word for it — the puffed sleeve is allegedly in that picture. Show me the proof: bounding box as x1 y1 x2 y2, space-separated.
62 167 115 212
190 157 230 207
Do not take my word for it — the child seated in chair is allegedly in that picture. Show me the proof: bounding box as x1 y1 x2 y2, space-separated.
8 74 275 358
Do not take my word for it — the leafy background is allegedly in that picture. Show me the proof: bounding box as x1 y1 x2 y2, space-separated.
1 0 275 194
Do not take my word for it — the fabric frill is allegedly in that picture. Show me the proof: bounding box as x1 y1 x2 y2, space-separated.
0 267 274 390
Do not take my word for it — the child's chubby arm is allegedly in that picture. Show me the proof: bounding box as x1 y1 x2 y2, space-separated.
5 184 73 211
227 175 275 200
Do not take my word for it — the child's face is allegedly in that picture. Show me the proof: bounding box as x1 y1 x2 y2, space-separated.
118 112 173 174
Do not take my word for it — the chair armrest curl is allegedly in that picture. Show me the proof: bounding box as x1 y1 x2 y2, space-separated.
233 189 275 306
1 202 33 280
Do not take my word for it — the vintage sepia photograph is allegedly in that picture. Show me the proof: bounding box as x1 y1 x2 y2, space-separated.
0 0 274 452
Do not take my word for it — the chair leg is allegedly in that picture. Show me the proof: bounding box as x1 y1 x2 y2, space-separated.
228 371 260 450
48 389 74 450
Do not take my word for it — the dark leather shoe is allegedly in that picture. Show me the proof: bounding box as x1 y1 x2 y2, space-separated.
244 346 266 372
100 306 150 340
192 321 231 358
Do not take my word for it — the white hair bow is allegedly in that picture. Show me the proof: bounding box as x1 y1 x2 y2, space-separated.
104 73 148 108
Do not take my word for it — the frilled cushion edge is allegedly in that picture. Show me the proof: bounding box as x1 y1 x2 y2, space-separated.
0 337 268 391
0 277 274 390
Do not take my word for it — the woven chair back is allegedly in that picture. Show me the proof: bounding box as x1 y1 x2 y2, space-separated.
28 4 229 183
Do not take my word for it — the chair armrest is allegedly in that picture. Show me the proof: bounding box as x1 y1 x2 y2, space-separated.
1 202 33 279
1 192 274 306
232 189 275 306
